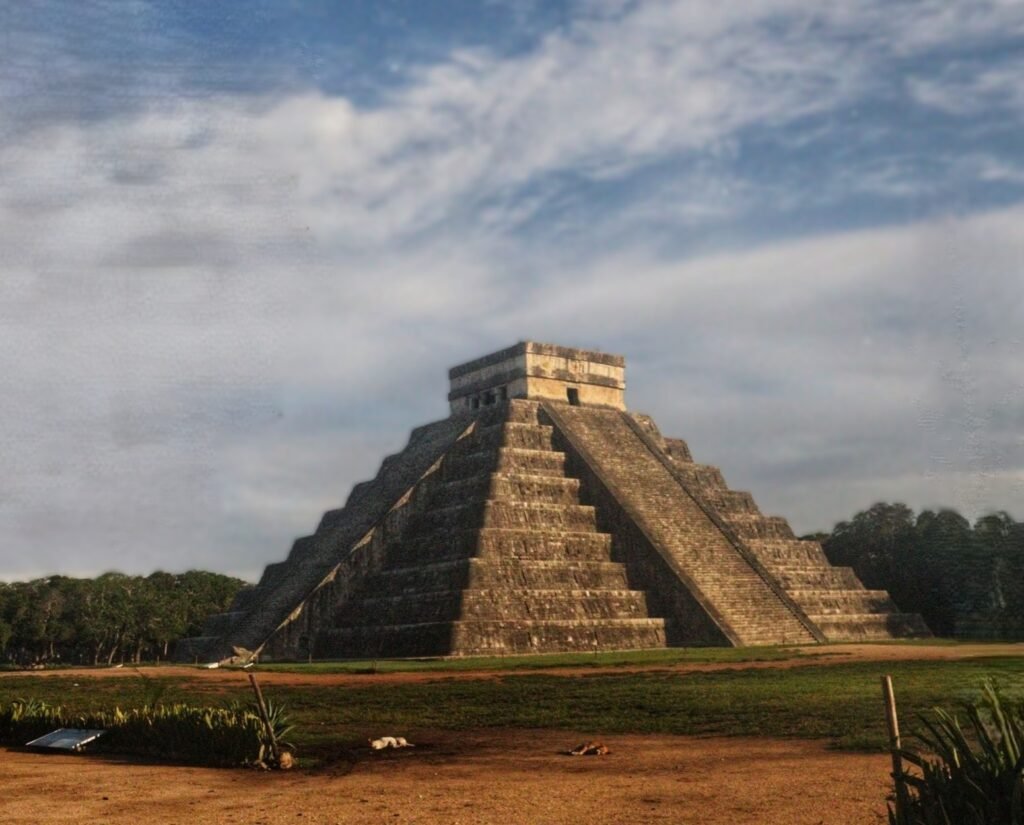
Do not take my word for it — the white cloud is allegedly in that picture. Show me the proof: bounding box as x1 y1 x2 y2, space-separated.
6 2 1024 251
908 58 1024 117
2 0 1024 578
5 198 1023 578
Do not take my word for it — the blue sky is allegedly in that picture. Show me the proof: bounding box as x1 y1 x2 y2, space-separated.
2 0 1023 581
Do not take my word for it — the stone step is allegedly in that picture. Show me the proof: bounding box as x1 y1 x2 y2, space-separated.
671 463 727 492
786 589 896 614
701 490 760 515
224 556 348 654
724 514 795 540
663 438 693 462
257 560 295 592
767 565 863 589
466 399 542 426
319 621 454 657
451 617 667 656
285 535 321 563
340 588 652 625
443 447 568 481
336 590 462 625
241 535 322 599
460 588 650 620
388 528 615 566
209 540 329 634
745 539 830 565
504 400 543 424
319 618 667 658
367 558 630 593
202 611 248 637
411 501 598 534
229 587 259 613
440 473 582 506
809 613 932 641
474 421 556 452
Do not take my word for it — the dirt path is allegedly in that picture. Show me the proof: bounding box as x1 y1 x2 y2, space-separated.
5 642 1020 688
1 731 892 825
6 643 1006 823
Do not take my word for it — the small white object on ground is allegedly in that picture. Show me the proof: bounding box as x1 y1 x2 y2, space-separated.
369 736 415 750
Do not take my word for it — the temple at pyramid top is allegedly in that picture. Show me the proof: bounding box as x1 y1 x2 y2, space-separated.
448 341 626 414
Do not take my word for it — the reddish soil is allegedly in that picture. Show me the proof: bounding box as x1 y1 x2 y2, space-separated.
3 643 1020 824
1 731 892 824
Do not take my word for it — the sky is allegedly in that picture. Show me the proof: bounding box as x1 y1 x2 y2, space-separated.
2 0 1023 582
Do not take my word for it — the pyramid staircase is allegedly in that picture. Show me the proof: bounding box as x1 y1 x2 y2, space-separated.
542 403 821 646
652 433 930 641
317 401 666 657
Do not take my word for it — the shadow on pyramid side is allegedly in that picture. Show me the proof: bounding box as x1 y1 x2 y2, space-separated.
177 342 928 664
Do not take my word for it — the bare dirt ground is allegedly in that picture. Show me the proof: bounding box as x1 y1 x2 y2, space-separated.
1 731 891 825
4 643 1020 824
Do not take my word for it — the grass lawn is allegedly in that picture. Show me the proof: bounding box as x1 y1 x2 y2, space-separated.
3 653 1022 762
250 644 810 673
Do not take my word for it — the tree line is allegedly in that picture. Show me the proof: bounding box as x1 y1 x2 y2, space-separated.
2 502 1020 666
0 571 245 666
817 503 1024 638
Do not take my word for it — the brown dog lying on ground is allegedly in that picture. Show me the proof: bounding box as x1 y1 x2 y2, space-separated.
569 741 610 756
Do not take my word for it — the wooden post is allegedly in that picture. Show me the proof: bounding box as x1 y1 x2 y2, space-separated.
248 672 280 762
881 674 909 816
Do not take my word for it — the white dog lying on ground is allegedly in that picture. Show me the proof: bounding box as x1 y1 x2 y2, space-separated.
369 736 414 750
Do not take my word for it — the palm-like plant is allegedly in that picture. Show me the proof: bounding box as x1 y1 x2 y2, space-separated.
891 681 1024 825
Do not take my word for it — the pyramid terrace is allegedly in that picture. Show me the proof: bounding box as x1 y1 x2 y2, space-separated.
179 342 927 663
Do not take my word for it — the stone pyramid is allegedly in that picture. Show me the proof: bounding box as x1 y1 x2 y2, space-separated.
179 342 927 663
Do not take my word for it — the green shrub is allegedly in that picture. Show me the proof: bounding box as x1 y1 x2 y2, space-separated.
0 698 285 767
891 681 1024 825
221 696 296 762
0 697 66 743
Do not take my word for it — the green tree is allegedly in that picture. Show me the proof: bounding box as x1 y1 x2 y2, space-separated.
823 503 1024 639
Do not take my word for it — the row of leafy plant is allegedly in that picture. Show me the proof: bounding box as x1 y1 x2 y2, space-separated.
0 697 291 768
891 681 1024 825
